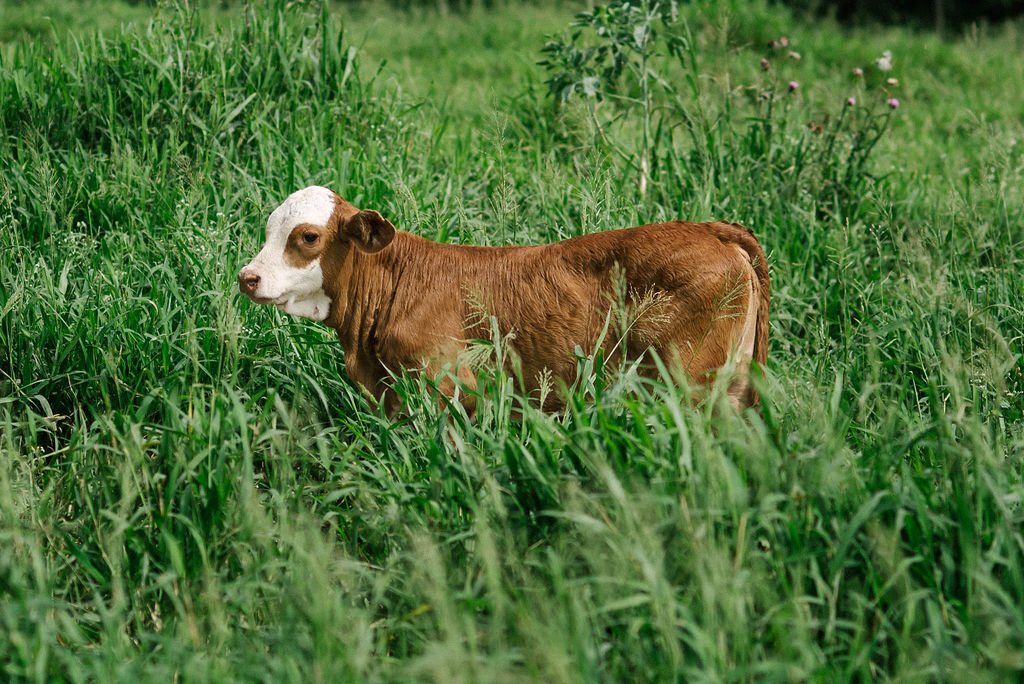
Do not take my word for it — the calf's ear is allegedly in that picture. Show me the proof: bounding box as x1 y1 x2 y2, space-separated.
342 210 396 253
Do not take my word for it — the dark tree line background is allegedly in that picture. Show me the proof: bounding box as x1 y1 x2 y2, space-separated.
360 0 1021 31
784 0 1022 32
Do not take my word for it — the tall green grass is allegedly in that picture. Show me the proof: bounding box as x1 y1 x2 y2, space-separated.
1 0 1022 680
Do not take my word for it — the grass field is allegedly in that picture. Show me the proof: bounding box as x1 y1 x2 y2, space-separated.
1 0 1023 680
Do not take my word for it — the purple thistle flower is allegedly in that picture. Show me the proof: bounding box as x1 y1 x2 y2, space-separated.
788 80 799 91
760 58 770 71
887 98 900 109
846 97 856 106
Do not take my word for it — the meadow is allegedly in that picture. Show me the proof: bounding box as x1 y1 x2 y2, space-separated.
1 0 1022 680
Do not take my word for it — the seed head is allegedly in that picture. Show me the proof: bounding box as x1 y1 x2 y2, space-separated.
876 50 893 72
852 67 864 78
788 51 801 61
886 77 899 86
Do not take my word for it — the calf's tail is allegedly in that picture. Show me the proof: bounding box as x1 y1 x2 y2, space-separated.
717 221 770 404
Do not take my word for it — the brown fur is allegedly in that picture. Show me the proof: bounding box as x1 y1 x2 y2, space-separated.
300 199 770 416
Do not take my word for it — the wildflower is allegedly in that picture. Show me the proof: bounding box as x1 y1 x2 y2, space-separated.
846 96 856 106
876 50 893 71
886 77 899 86
788 80 799 91
768 36 790 50
788 51 801 61
887 98 900 109
852 67 864 78
760 58 770 71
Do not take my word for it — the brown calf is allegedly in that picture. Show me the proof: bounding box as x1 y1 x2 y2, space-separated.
238 186 769 415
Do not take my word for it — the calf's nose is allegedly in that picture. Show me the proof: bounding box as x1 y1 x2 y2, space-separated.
238 269 261 295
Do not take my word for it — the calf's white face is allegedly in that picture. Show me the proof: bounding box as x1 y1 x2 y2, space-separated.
238 186 337 321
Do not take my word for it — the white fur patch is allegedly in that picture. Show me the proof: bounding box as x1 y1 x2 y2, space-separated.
239 186 337 321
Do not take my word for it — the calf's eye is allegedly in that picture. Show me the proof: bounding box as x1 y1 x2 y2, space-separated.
302 233 318 245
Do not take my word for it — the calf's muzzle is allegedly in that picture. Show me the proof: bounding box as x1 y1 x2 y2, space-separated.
238 269 261 297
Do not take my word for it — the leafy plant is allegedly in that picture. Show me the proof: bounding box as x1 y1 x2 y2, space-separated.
540 0 685 195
